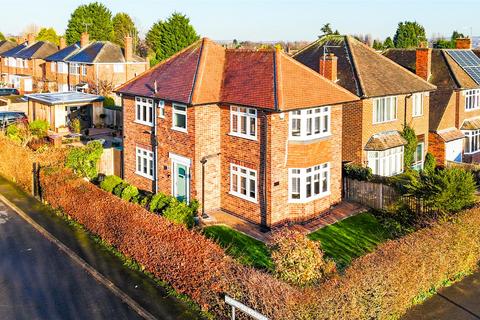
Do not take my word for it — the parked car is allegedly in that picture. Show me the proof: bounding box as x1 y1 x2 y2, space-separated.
0 112 28 128
0 88 20 96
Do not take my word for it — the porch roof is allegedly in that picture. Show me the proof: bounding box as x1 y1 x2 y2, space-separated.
461 118 480 131
26 92 104 106
364 131 407 151
437 128 465 142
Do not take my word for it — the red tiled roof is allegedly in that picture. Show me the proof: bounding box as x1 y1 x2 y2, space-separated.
116 38 359 110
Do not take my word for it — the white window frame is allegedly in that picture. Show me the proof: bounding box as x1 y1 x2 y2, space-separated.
289 106 331 140
465 89 480 111
135 96 154 126
373 96 398 124
135 147 154 180
8 57 16 67
23 59 28 69
367 146 404 177
463 129 480 154
57 62 68 74
157 100 165 118
80 64 87 76
230 106 257 140
16 58 23 68
288 163 330 203
172 103 187 132
69 63 80 75
230 164 257 203
50 61 56 73
113 64 124 73
412 93 424 117
412 142 424 171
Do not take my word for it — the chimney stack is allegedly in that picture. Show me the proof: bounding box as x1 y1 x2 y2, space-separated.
59 37 66 50
124 35 133 62
416 46 432 81
27 33 36 46
80 32 89 48
319 53 338 82
455 38 472 49
16 36 24 45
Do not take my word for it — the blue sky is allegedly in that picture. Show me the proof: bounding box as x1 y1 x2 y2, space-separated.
1 0 479 41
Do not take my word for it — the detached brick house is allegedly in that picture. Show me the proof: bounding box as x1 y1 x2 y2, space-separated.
115 38 358 228
294 36 436 176
44 32 148 94
0 34 57 93
384 38 480 165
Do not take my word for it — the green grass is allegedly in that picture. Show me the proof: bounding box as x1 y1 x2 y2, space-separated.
308 212 391 269
202 225 273 271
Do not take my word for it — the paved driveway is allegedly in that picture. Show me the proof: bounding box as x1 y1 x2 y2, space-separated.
0 199 142 320
403 272 480 320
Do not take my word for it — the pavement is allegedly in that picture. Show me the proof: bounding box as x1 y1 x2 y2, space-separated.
403 272 480 320
0 176 203 320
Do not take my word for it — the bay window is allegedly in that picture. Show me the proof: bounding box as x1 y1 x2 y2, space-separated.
373 96 397 124
135 96 154 126
172 103 187 132
230 106 257 140
135 147 154 179
289 106 330 140
289 163 330 202
367 146 404 176
465 89 480 111
230 164 257 202
412 93 423 117
464 130 480 154
412 143 424 171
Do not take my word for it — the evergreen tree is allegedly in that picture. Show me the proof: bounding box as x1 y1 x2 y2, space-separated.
112 13 139 48
0 32 5 41
383 37 394 48
146 12 199 66
319 23 339 37
451 30 465 41
36 27 60 45
393 21 427 48
65 2 114 45
372 39 384 50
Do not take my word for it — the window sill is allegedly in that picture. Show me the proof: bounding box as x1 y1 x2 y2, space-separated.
171 127 188 133
133 120 154 127
288 191 331 204
465 108 480 112
135 171 154 181
464 150 480 155
228 132 257 141
288 134 332 144
412 114 423 118
228 191 257 204
372 119 398 125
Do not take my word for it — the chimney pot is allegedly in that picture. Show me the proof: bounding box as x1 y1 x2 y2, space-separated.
124 35 133 62
455 38 472 49
80 32 89 48
319 53 338 82
416 47 432 81
59 37 66 50
27 33 35 46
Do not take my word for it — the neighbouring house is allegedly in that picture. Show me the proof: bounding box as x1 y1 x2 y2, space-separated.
294 35 436 176
384 38 480 165
0 34 58 94
0 40 17 85
26 91 104 132
44 32 148 96
115 38 359 228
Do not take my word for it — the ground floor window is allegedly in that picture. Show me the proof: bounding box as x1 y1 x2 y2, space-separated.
289 163 330 202
230 164 257 202
136 147 154 179
464 130 480 154
412 142 424 171
367 146 404 176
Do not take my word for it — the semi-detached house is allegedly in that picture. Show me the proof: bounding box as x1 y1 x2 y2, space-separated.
294 35 436 176
384 38 480 165
115 38 358 229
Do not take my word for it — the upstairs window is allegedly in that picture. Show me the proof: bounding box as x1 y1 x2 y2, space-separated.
373 96 397 124
289 163 330 202
289 106 330 140
50 61 56 73
230 164 257 202
465 89 480 111
157 100 165 118
69 63 80 75
412 93 424 117
230 106 257 140
80 64 87 76
8 57 16 67
23 59 28 69
57 62 68 74
172 104 187 132
16 58 23 68
135 97 154 126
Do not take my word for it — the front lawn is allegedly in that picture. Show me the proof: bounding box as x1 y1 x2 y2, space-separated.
202 225 273 271
308 212 391 269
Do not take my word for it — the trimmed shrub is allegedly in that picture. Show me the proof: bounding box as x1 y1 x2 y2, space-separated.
113 182 129 197
424 152 436 175
401 125 418 168
121 185 139 202
29 120 49 138
344 163 372 181
269 229 336 287
162 198 195 228
65 141 103 179
99 175 123 193
139 193 153 208
149 193 171 213
71 118 81 134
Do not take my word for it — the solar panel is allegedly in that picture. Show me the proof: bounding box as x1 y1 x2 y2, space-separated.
445 50 480 84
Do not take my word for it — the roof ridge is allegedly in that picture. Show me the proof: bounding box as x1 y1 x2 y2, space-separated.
441 50 463 89
115 38 204 94
274 49 284 110
345 36 368 97
291 37 322 58
189 38 207 104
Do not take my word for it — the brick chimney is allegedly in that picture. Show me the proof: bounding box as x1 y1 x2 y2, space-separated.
16 36 25 44
416 46 432 81
27 33 36 46
80 32 89 48
319 53 338 82
455 38 472 49
59 37 66 50
124 35 133 62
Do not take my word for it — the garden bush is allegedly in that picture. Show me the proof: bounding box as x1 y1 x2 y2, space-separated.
344 163 372 181
149 193 171 213
121 184 139 202
99 175 123 193
423 152 436 175
162 198 195 228
65 141 103 179
113 182 129 197
29 120 49 138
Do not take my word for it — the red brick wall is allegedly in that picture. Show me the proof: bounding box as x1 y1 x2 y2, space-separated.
342 100 364 164
428 132 446 166
415 48 431 81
